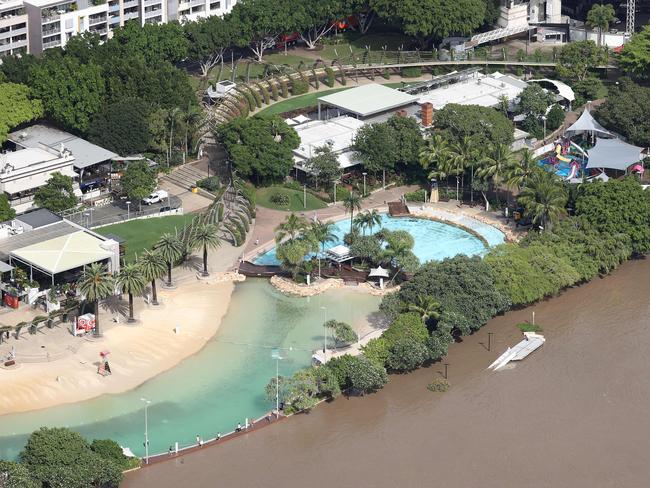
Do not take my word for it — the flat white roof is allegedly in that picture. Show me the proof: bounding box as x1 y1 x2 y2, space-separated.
3 148 60 169
293 116 364 159
318 84 417 118
416 72 527 109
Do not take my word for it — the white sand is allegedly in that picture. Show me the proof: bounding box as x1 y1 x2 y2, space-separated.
0 280 234 415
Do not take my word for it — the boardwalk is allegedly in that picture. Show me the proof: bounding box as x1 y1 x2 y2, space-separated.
312 328 386 365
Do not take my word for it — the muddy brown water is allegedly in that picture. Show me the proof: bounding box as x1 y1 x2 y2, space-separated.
124 258 650 488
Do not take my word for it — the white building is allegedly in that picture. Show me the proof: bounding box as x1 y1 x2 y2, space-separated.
0 146 76 212
292 116 365 173
0 0 29 56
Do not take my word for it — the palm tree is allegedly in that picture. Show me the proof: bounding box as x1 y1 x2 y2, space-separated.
309 220 337 278
420 134 452 195
408 294 441 324
448 138 478 202
116 263 146 323
155 232 183 286
518 171 568 232
77 263 115 337
366 209 382 234
275 213 309 244
343 191 362 232
190 222 222 276
137 249 166 306
587 3 616 47
478 143 517 205
182 104 204 157
505 148 538 192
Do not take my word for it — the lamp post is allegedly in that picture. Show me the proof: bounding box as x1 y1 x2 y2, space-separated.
333 180 338 204
430 178 437 203
303 184 307 209
141 398 150 464
382 169 386 191
271 348 282 417
362 172 367 196
126 201 131 220
541 115 547 141
320 306 327 354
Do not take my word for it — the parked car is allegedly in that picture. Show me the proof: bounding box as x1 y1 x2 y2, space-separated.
159 206 172 213
143 190 168 205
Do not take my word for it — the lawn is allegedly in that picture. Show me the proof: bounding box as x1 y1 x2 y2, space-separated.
208 53 315 84
319 32 417 61
256 186 328 212
257 82 407 117
98 215 195 262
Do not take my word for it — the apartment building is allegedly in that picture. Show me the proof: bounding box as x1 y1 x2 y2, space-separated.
0 0 29 56
175 0 233 23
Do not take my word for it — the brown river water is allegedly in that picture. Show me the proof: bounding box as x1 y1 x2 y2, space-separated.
125 258 650 488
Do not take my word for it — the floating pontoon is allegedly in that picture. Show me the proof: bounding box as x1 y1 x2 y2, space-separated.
488 332 545 371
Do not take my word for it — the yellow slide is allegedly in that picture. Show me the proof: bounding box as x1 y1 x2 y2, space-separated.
555 144 570 163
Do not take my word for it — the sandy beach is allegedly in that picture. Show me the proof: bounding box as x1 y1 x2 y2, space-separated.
0 280 234 415
125 258 650 488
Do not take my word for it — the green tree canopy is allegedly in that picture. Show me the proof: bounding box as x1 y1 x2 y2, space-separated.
0 82 43 143
88 98 151 156
596 79 650 146
218 116 300 184
432 104 514 147
586 3 616 47
556 40 607 82
34 172 78 212
0 460 39 488
119 161 158 201
618 25 650 79
305 143 343 189
184 15 236 76
110 21 189 65
517 84 555 118
28 56 105 133
295 0 345 49
0 194 16 222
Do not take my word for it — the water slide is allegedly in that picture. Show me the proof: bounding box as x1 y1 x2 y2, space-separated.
570 141 587 157
565 163 579 180
555 144 571 163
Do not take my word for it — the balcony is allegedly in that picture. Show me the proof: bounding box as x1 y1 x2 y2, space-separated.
190 0 205 7
89 14 107 25
144 0 162 7
123 0 138 8
90 26 107 35
123 10 139 20
43 38 62 49
42 26 61 36
108 2 120 12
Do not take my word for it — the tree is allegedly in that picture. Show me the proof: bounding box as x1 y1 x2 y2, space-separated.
34 172 78 213
383 229 419 275
556 40 607 82
218 116 300 184
120 161 157 203
517 84 554 118
276 239 316 279
155 233 184 286
90 439 132 471
353 209 382 235
296 0 344 49
0 460 39 488
386 334 430 371
184 15 235 77
478 143 516 204
518 170 567 231
110 21 189 65
190 222 221 276
433 104 514 146
407 294 441 324
505 148 537 191
77 263 115 337
596 79 650 146
345 0 376 34
618 25 650 79
324 319 357 347
116 263 146 322
309 220 337 277
137 249 166 306
275 213 310 243
88 98 151 155
348 356 388 393
372 0 485 43
230 0 302 62
0 82 43 143
545 104 565 131
20 427 122 488
305 143 342 190
343 191 363 232
28 56 105 133
586 3 616 47
0 194 16 222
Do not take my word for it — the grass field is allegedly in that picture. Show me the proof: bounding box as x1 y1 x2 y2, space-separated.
256 186 328 212
98 215 195 262
257 82 406 117
319 32 416 61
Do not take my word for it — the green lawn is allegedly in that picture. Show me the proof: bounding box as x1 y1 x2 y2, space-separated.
208 53 315 84
257 82 407 117
319 32 417 61
98 215 195 262
256 186 328 212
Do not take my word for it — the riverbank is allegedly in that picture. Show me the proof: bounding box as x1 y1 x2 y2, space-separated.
124 258 650 488
0 279 235 415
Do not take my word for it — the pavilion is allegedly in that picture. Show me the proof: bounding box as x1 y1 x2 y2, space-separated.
564 109 612 137
317 84 417 120
586 138 644 172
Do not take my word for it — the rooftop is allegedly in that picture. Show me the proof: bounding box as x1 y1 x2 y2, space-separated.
317 84 418 118
9 125 118 170
0 220 79 261
15 208 62 229
293 117 364 159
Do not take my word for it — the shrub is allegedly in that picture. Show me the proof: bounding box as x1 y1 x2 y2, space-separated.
361 337 389 367
386 335 430 371
401 66 422 78
427 377 449 392
348 356 388 393
404 189 426 202
311 68 319 89
197 176 220 192
339 69 347 85
280 79 289 98
242 90 256 111
517 322 542 333
258 83 271 104
269 191 290 207
382 68 390 79
249 86 262 108
324 67 335 87
270 80 279 101
291 79 309 95
546 104 565 131
329 184 350 202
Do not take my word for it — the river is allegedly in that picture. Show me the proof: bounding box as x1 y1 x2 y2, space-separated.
124 258 650 488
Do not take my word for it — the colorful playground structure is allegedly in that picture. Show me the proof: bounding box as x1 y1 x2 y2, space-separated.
538 138 585 180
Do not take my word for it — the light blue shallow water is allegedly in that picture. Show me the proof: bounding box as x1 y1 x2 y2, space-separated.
0 280 381 460
254 214 504 266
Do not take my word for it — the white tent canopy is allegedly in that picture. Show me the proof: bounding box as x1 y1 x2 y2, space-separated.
565 109 612 136
529 79 575 102
586 138 643 171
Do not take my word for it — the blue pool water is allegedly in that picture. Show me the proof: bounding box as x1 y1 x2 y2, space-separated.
254 214 504 266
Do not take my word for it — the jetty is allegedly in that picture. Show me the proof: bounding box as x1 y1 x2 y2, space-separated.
488 332 546 371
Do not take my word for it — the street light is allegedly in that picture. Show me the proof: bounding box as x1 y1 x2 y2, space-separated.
320 306 327 354
541 115 547 141
141 398 151 464
430 178 437 203
382 168 386 191
126 201 131 220
271 348 282 417
303 184 307 209
362 172 367 196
